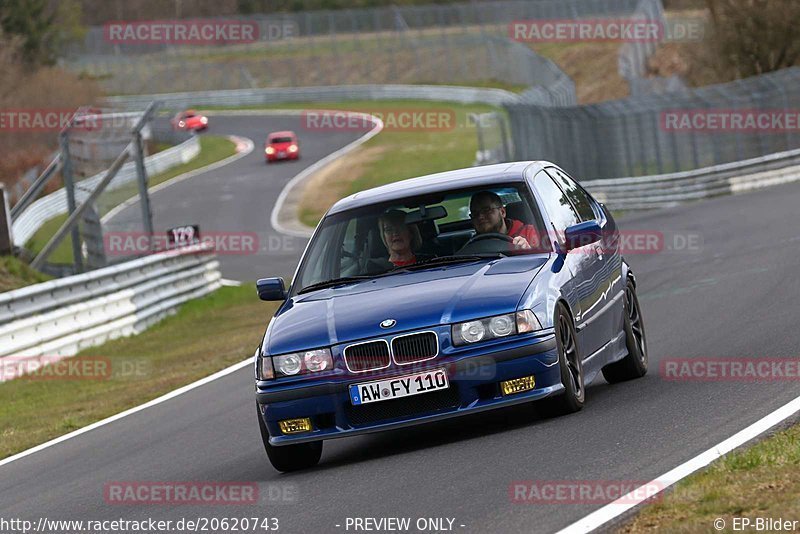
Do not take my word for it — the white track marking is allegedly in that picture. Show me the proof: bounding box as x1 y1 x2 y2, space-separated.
0 358 252 469
555 393 800 533
0 112 368 468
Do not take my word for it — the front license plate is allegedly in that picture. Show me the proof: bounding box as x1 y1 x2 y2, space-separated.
278 151 286 157
349 369 449 406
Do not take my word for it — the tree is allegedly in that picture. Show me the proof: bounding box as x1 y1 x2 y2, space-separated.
0 0 85 66
705 0 800 77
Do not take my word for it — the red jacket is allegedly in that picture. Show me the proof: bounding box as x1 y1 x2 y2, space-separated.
506 218 542 249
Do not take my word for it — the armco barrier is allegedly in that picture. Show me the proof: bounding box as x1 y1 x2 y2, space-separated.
0 244 220 375
583 147 800 209
11 135 200 247
106 84 521 110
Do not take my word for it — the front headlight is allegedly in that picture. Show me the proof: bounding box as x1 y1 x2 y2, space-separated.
452 310 542 346
458 320 486 343
274 353 302 376
303 349 331 372
265 146 276 155
271 348 333 377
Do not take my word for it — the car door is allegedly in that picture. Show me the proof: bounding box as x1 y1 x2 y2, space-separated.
547 167 623 360
531 170 601 358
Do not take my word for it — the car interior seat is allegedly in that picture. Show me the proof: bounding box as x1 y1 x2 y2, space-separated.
505 201 533 224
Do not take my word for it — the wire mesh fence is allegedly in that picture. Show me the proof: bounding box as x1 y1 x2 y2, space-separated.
506 68 800 180
64 0 657 98
474 111 512 165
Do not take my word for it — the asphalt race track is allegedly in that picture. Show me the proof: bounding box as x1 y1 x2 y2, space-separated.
2 114 800 533
105 114 370 281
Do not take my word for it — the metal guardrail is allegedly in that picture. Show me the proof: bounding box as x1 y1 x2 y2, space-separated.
0 244 221 378
11 135 200 248
583 147 800 209
106 84 521 110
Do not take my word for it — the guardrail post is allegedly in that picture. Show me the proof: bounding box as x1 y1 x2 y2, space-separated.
0 185 13 255
133 130 155 252
60 131 84 273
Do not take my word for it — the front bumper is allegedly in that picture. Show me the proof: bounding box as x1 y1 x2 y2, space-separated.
256 334 561 445
266 152 299 161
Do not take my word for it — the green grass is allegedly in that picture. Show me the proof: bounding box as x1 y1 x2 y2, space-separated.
303 100 500 227
0 285 276 459
0 256 51 292
621 422 800 532
25 136 236 265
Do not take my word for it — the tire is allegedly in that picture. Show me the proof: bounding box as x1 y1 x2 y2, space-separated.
256 404 322 472
602 277 648 383
539 302 584 416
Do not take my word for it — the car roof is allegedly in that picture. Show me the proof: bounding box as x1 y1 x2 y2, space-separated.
328 161 552 214
268 131 296 138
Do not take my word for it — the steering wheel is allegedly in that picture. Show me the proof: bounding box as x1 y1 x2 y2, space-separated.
465 232 514 246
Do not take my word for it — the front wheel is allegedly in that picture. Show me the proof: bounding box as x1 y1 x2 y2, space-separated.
257 404 322 472
602 277 648 383
538 303 584 416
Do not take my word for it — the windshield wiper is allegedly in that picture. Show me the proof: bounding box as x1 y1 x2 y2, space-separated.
297 275 374 295
393 253 506 271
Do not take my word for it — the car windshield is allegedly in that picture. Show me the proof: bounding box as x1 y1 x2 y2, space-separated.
270 137 294 144
291 182 550 295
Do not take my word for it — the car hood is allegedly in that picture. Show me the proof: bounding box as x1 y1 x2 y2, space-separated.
267 255 548 354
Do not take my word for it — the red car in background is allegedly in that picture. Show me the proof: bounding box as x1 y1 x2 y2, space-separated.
265 131 300 163
171 110 208 132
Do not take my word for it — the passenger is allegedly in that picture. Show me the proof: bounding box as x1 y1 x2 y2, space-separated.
469 191 538 250
378 209 422 267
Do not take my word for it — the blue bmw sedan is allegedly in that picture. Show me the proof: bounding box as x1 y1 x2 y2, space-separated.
254 161 647 471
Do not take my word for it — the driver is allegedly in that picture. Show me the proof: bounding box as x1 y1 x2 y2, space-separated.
469 191 538 250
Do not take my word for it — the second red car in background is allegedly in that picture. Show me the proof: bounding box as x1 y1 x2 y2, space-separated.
171 109 208 132
265 131 300 163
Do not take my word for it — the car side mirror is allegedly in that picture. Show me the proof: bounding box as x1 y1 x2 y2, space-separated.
256 277 287 301
564 221 602 252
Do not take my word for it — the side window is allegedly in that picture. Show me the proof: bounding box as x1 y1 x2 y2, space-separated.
546 168 596 222
533 171 580 232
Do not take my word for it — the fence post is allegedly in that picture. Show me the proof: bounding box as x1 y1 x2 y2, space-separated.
60 130 84 273
134 129 155 252
0 185 12 255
